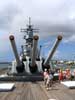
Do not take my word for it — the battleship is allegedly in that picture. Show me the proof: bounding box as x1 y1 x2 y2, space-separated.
0 18 62 81
0 18 63 82
8 18 62 76
1 18 75 100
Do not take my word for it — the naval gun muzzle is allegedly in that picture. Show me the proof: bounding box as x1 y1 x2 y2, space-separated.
43 35 62 70
9 35 24 73
29 35 39 73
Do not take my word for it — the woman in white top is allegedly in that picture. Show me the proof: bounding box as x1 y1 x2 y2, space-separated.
46 69 53 90
43 69 48 86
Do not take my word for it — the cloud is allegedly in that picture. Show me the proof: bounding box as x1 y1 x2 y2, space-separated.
0 0 75 37
0 1 21 31
0 0 75 61
53 50 59 57
63 35 75 43
42 41 51 48
44 49 62 60
0 0 75 34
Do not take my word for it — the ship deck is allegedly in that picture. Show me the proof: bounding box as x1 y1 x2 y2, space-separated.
0 81 75 100
0 69 75 100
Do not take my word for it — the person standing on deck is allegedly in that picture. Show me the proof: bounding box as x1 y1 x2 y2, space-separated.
46 69 53 90
66 69 71 80
43 69 48 86
58 69 63 82
63 70 66 80
73 69 75 79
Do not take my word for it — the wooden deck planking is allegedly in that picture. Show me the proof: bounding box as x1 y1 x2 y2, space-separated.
39 82 75 100
30 82 48 100
0 82 48 100
0 81 75 100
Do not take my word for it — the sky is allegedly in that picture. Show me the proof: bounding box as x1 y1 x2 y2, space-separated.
0 0 75 62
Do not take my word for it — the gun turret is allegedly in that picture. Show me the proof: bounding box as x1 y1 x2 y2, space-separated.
29 35 39 73
44 35 62 68
9 35 24 73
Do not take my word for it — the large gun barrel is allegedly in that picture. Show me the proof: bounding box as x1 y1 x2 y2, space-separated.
44 35 62 66
9 35 24 73
31 35 39 66
29 35 39 73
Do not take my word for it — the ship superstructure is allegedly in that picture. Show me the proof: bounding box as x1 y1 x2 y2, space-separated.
21 17 35 57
